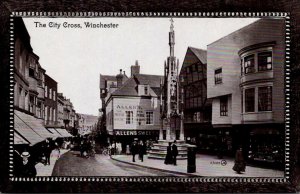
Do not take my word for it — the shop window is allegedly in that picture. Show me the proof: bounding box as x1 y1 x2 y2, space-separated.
245 88 255 112
125 111 133 124
244 54 255 74
214 68 222 84
258 52 272 71
146 111 154 125
220 96 228 116
258 86 272 111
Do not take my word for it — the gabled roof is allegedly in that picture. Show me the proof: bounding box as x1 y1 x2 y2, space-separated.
111 77 137 96
180 47 207 75
134 74 163 88
111 74 163 97
189 47 207 64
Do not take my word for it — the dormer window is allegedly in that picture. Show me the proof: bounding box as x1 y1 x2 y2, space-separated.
138 84 150 96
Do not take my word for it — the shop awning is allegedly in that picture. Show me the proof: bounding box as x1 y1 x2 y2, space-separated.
55 128 73 137
47 128 64 138
14 130 30 145
15 110 55 143
14 112 44 145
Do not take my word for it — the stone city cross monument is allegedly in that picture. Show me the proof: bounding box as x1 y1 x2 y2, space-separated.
160 18 184 141
148 19 187 159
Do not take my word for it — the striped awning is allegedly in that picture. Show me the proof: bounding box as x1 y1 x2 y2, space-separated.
14 130 30 145
55 128 73 137
14 112 44 145
47 128 64 138
14 110 55 145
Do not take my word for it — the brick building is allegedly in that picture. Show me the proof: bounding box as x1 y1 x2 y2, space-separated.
13 18 54 161
44 74 58 128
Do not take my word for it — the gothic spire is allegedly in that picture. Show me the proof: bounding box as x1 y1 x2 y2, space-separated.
169 18 175 57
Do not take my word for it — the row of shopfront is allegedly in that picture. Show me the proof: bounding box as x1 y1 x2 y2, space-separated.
182 123 284 168
107 124 284 168
14 110 73 164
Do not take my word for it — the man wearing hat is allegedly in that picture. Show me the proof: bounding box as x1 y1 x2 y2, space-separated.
17 151 37 177
130 138 138 162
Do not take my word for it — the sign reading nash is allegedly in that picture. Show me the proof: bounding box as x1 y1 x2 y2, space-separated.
114 130 159 136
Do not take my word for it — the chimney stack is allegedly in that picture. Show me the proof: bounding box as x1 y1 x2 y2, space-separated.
116 69 124 88
131 60 140 77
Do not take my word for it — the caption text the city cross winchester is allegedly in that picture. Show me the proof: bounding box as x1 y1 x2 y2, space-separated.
34 21 119 29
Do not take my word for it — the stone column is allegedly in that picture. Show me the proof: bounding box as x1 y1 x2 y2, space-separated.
159 118 164 140
166 118 171 140
179 113 184 140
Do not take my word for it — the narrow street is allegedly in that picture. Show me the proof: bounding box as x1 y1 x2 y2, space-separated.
52 151 181 176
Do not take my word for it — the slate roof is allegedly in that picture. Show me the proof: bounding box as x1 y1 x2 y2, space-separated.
111 74 163 97
134 74 163 87
100 74 129 89
100 74 117 89
189 47 207 64
180 47 207 75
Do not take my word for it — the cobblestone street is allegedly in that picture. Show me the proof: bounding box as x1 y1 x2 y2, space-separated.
51 151 182 176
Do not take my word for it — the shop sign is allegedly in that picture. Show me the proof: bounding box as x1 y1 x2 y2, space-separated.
114 130 159 136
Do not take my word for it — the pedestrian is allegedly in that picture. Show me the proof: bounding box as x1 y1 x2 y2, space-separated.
44 139 52 165
80 140 85 157
54 142 60 160
233 147 246 174
130 139 138 162
164 142 173 165
138 140 146 162
172 140 178 165
126 145 130 155
17 151 37 177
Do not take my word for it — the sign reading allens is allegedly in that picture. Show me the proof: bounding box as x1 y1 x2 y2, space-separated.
114 130 159 136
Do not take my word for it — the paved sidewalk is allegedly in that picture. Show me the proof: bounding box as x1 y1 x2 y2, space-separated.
111 154 284 177
35 149 69 176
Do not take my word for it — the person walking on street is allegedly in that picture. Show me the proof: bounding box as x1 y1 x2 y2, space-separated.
131 139 138 162
126 145 130 155
172 140 178 165
164 142 173 165
44 139 52 165
54 142 60 160
138 140 146 162
233 147 246 174
80 140 85 157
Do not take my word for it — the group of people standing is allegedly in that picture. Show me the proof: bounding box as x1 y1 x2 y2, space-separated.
164 140 178 165
79 138 95 158
130 139 146 162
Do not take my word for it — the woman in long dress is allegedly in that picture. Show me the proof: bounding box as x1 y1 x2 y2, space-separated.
233 147 246 174
164 142 173 165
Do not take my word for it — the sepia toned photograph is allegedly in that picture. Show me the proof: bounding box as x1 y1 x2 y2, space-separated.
13 16 287 178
